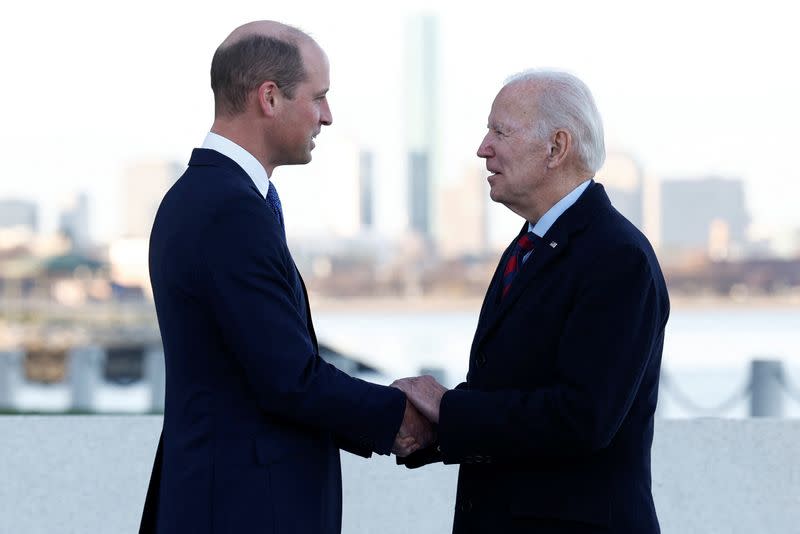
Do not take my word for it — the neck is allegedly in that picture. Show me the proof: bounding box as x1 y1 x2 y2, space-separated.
210 120 274 177
519 171 590 224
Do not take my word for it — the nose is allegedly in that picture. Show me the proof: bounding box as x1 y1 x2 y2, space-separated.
476 133 493 158
320 98 332 126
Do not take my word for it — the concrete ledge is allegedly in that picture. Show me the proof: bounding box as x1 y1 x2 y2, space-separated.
1 417 798 534
653 418 800 534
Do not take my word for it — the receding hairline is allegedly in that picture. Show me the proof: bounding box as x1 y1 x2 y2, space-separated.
501 70 575 101
493 79 544 117
218 21 314 52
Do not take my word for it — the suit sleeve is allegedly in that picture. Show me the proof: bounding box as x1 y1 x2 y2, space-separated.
437 245 666 462
396 381 467 469
201 203 405 455
334 434 375 458
396 441 443 468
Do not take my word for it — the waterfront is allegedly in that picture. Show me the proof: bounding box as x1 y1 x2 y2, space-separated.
4 300 799 418
312 303 800 418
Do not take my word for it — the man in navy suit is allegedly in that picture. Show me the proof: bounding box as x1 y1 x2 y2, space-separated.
395 71 670 533
139 21 432 534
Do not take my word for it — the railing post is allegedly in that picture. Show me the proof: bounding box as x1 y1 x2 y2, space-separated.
0 350 23 410
69 346 103 412
146 346 165 413
750 359 784 417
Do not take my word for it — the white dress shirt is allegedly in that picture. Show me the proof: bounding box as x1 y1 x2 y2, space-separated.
523 179 592 262
201 132 270 199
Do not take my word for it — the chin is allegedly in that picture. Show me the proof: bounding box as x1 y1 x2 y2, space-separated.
288 152 312 166
488 187 504 204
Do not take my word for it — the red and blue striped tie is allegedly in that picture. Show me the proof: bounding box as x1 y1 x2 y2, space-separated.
502 232 539 300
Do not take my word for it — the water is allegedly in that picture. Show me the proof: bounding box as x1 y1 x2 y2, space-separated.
7 307 799 417
313 306 800 418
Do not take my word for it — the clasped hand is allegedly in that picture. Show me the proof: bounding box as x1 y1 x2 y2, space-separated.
389 375 448 457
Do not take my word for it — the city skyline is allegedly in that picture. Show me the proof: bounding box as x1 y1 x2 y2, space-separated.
2 0 798 245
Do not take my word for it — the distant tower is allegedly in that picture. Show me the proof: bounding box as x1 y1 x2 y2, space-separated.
404 14 440 242
0 199 38 232
438 165 490 259
58 192 91 250
595 151 644 229
660 176 749 259
122 160 182 238
359 150 375 230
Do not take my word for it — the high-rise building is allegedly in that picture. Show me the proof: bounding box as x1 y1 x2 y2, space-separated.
404 14 440 242
122 161 182 238
438 165 489 259
408 152 430 236
595 151 644 230
660 176 749 260
358 150 375 230
58 192 90 250
641 172 662 251
0 199 38 232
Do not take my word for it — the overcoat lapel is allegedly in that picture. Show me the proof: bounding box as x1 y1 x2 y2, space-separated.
474 227 570 347
473 182 609 348
473 232 519 340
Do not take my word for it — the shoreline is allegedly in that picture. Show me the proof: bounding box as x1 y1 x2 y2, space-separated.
310 294 800 312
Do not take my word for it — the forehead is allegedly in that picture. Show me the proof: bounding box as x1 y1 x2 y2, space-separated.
300 41 330 83
489 83 538 125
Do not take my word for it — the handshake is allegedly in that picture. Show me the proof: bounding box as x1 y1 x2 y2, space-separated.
390 375 448 457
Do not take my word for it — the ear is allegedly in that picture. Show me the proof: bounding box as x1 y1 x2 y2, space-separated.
257 81 280 118
546 129 571 169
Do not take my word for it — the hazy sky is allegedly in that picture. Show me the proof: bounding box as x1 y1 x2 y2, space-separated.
2 0 798 244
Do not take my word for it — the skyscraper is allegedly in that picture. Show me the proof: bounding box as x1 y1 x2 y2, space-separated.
404 14 440 242
438 165 489 259
359 150 375 230
660 176 749 260
122 160 182 238
595 151 644 229
0 199 37 232
58 192 90 250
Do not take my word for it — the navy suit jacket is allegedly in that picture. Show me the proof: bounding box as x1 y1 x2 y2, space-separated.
403 183 669 534
139 149 406 534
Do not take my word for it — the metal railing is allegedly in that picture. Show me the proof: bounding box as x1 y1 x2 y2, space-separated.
2 348 799 417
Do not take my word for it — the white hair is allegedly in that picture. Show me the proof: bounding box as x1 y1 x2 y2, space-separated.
505 69 606 173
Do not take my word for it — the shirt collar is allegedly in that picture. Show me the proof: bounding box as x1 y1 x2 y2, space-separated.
528 179 592 237
201 132 270 199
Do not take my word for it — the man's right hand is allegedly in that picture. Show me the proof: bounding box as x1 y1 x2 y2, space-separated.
391 399 435 457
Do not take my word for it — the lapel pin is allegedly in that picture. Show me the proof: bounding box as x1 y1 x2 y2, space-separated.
549 241 558 248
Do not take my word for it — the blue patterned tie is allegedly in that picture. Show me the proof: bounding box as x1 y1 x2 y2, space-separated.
266 181 285 236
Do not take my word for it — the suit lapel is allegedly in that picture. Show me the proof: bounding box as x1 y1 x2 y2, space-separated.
475 228 570 347
474 182 609 348
191 148 319 351
472 225 523 345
